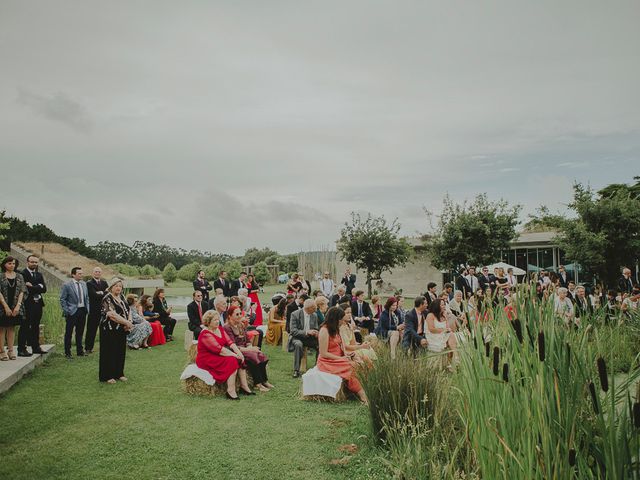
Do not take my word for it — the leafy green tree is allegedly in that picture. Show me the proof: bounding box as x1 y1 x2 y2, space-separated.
554 182 640 286
426 194 521 271
177 262 202 282
162 263 177 283
337 212 412 297
224 259 243 280
140 264 159 277
109 263 141 277
241 247 279 267
0 220 9 262
252 261 270 285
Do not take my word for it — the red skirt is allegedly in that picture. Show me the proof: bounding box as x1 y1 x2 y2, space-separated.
148 321 166 346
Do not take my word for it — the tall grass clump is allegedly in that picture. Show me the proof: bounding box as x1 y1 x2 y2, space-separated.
41 291 65 344
455 289 640 479
359 348 472 478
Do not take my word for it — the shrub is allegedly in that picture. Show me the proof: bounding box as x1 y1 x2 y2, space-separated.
140 264 160 277
177 262 201 282
204 262 223 281
252 261 270 285
223 259 243 280
109 263 140 277
162 263 177 283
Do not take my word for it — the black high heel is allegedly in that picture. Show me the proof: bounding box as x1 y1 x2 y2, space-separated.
239 388 256 396
225 392 240 401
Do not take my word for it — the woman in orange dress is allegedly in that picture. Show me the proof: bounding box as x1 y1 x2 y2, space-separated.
316 307 368 404
265 297 287 346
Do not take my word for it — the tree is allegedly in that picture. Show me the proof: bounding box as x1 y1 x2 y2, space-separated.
241 247 279 267
140 264 159 277
223 259 243 280
554 182 640 286
426 194 521 271
204 262 223 281
252 261 270 285
0 219 9 262
177 262 202 282
337 212 412 297
163 263 177 283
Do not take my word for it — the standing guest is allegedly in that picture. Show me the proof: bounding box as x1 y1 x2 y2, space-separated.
230 272 247 297
375 297 404 359
402 296 429 351
224 306 273 392
443 283 454 301
315 295 329 326
85 266 108 354
316 307 368 404
266 297 287 346
18 255 46 356
187 291 207 340
573 286 593 323
456 268 471 298
211 270 229 299
194 270 214 303
196 310 251 400
330 285 350 307
538 270 551 289
152 288 176 341
604 289 620 323
59 267 90 359
495 268 510 299
125 294 151 349
286 273 303 295
424 282 438 308
319 272 335 298
0 257 26 361
567 281 577 300
286 293 306 332
506 268 518 288
140 295 166 346
245 274 263 326
478 267 496 292
288 299 320 378
351 290 374 332
341 268 356 296
618 267 635 295
338 303 377 363
465 267 480 297
99 278 133 383
557 265 570 288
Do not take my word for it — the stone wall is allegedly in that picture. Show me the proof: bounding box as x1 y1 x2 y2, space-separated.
10 243 69 291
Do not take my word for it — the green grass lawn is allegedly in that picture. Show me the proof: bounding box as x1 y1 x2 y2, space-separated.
0 322 388 480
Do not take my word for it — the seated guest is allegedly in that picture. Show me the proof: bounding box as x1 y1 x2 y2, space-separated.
289 298 319 378
196 310 252 400
424 299 457 355
573 286 593 322
375 296 404 359
209 295 229 323
286 293 306 333
317 307 368 404
315 295 329 326
287 273 303 295
351 290 374 332
554 287 576 326
621 287 640 317
402 296 429 351
395 295 407 323
125 294 152 349
152 288 176 341
140 295 166 346
224 306 273 392
338 303 377 363
234 289 263 348
187 291 207 340
99 278 133 383
447 290 468 330
330 286 350 307
371 295 383 323
266 297 287 346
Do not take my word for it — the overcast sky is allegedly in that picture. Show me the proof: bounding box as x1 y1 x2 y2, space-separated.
1 1 638 255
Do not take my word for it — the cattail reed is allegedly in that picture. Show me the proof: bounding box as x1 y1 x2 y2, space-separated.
485 341 490 358
538 331 545 362
588 381 599 414
502 363 509 382
492 347 500 375
511 319 523 344
596 357 608 392
568 448 576 466
565 342 571 365
633 402 640 428
473 335 478 350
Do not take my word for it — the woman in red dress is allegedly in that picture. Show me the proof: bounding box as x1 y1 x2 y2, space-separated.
196 310 253 400
245 274 263 326
139 295 166 347
316 307 368 404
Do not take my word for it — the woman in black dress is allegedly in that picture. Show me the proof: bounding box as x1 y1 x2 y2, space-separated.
100 278 134 383
152 288 176 341
0 257 26 361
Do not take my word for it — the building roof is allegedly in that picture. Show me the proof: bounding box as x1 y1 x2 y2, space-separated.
512 230 559 246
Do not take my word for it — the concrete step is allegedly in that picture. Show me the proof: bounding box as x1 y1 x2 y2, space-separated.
0 344 55 395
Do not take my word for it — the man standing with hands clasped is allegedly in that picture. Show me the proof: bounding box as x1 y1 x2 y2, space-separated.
18 255 47 356
85 267 108 354
288 299 319 378
60 267 90 358
341 268 356 297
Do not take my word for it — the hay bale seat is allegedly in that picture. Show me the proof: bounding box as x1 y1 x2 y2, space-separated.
301 367 353 403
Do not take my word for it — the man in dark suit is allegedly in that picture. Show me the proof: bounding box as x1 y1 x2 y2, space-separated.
288 299 319 378
286 293 306 333
341 268 356 296
557 265 571 288
59 267 90 358
618 267 635 295
330 286 350 307
187 290 206 339
455 269 471 297
18 255 47 356
402 296 428 351
85 266 108 354
424 282 438 308
230 272 247 297
573 286 593 323
351 289 374 332
478 267 496 292
212 270 231 298
194 270 214 303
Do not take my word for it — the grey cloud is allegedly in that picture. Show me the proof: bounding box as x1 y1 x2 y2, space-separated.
17 89 94 133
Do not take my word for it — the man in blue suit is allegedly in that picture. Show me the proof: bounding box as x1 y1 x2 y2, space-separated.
59 267 90 358
402 296 429 351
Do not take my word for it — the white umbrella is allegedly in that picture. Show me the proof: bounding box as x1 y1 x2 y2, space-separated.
485 262 526 276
